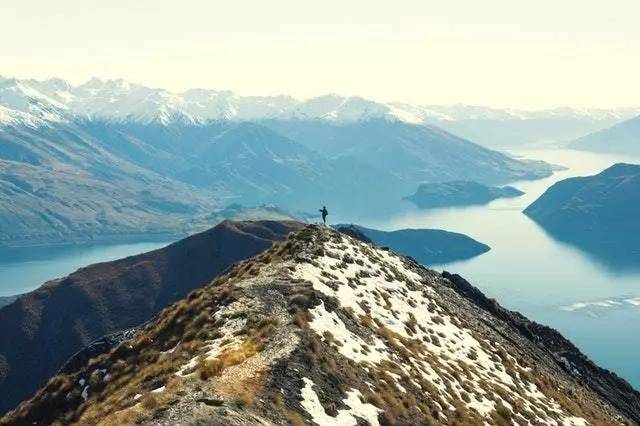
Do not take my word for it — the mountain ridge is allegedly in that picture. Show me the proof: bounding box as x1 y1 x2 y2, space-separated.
0 220 304 415
523 163 640 268
2 224 638 425
2 76 638 129
570 115 640 155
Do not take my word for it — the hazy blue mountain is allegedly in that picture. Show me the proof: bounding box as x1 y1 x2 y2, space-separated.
200 203 304 222
0 120 406 244
524 163 640 268
0 220 303 415
2 76 636 149
0 122 215 246
0 76 563 244
404 181 523 209
82 121 407 215
570 115 640 155
336 224 490 264
430 111 640 149
1 115 557 245
263 119 554 184
434 117 617 149
387 104 640 149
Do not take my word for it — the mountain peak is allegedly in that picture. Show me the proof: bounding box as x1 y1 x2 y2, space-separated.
4 225 636 424
2 76 639 129
601 162 640 177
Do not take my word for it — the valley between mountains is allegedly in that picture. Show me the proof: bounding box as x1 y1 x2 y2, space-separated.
0 77 558 246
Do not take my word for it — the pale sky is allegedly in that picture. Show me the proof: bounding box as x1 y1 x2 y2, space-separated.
2 0 639 109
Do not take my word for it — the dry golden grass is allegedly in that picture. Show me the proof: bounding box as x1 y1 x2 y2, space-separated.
285 410 306 426
199 340 259 380
236 391 254 407
294 309 311 330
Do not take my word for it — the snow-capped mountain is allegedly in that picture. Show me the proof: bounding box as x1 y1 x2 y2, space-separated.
0 77 69 126
390 103 640 122
0 76 409 126
2 76 638 132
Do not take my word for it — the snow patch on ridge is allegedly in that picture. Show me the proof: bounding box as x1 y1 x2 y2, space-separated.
294 233 589 424
308 301 388 363
300 377 382 426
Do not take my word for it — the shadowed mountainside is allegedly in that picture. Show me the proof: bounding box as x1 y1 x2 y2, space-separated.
264 119 554 185
570 115 640 155
524 163 640 268
0 220 303 415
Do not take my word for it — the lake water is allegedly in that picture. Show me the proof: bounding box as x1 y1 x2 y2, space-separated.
361 149 640 389
0 240 173 297
0 148 638 389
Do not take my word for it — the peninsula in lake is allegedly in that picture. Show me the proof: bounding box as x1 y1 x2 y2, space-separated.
336 224 490 264
404 181 524 209
524 163 640 268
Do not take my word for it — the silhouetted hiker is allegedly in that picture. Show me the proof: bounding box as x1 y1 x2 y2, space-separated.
319 206 328 224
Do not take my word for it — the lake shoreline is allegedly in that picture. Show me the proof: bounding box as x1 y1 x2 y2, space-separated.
358 148 640 389
0 240 175 298
0 231 183 250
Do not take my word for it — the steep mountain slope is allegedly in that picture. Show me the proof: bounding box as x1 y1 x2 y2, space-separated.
0 295 18 309
524 163 640 267
0 117 401 243
0 220 303 415
524 163 640 235
79 120 407 215
4 225 637 425
336 224 490 264
404 181 523 209
264 119 554 185
0 114 554 244
0 122 216 245
175 122 350 207
0 76 558 187
570 115 640 155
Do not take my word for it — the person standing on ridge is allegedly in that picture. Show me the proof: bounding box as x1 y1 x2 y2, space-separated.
319 206 328 224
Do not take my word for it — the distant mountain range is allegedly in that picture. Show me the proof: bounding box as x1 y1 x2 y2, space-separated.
524 163 640 268
570 114 640 155
262 119 553 184
404 181 523 209
0 77 560 245
1 76 638 146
